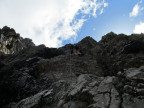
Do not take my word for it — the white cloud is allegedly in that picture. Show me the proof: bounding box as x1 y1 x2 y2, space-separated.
0 0 107 47
104 3 108 7
133 22 144 34
129 0 144 17
129 4 140 17
100 8 104 14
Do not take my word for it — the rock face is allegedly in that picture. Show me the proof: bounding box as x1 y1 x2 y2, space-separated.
0 26 35 54
0 26 144 108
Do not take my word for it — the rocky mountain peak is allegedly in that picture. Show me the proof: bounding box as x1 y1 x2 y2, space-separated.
78 36 97 44
1 27 144 108
77 36 97 50
100 32 117 43
0 26 35 54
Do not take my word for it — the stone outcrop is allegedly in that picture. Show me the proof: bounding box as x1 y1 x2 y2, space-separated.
0 26 144 108
0 26 35 54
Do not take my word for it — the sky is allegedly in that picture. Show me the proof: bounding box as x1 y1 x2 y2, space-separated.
0 0 144 47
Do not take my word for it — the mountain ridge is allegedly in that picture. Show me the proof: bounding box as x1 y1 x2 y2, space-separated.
0 26 144 108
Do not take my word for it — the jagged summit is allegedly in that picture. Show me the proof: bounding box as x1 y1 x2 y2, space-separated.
1 27 144 107
77 36 97 49
0 26 34 54
100 32 117 43
79 36 97 43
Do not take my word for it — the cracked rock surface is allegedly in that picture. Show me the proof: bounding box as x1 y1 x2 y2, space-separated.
1 27 144 108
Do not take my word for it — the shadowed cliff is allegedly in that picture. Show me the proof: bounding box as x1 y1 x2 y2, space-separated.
1 26 144 108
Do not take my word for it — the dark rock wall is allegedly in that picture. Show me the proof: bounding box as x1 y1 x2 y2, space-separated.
0 26 144 108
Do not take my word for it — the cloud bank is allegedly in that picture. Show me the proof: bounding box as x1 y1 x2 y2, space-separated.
131 0 144 34
0 0 108 47
134 22 144 34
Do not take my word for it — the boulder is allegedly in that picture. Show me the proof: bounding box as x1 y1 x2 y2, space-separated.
6 89 53 108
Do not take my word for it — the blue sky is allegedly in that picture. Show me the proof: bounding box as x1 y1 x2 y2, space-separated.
72 0 144 44
0 0 144 47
